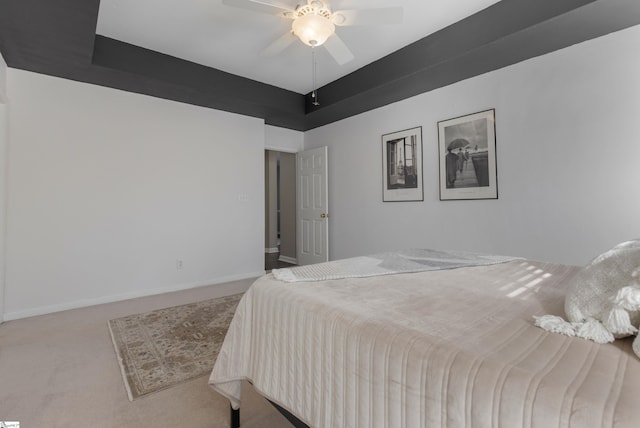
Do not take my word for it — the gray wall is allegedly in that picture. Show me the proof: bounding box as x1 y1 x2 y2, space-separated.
304 25 640 266
5 69 265 320
0 53 6 321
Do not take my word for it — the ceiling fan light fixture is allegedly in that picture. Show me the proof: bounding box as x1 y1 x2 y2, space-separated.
292 13 335 47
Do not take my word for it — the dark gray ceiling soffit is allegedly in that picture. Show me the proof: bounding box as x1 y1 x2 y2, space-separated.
303 0 640 129
0 0 639 132
0 0 306 129
91 37 306 130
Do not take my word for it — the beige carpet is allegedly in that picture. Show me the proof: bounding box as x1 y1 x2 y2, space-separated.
0 278 293 428
108 293 243 400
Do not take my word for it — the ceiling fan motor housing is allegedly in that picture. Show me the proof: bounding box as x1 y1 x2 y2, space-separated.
295 0 332 18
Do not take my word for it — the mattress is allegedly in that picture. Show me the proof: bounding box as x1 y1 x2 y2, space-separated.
209 259 640 427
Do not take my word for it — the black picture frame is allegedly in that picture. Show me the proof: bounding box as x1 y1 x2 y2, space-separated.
437 109 498 200
382 126 424 202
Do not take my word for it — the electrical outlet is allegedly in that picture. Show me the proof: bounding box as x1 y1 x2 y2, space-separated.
176 260 183 271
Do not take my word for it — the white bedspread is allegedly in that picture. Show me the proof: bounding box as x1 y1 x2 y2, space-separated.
272 248 519 282
209 258 640 428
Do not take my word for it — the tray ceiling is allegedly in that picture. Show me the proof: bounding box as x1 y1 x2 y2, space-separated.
1 0 639 130
96 0 502 94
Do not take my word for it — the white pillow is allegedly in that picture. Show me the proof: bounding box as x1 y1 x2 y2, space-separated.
565 239 640 332
535 239 640 358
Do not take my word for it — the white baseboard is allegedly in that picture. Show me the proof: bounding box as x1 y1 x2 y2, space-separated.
2 271 265 321
278 255 297 265
265 247 279 254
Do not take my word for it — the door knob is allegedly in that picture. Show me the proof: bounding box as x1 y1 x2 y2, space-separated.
320 213 329 218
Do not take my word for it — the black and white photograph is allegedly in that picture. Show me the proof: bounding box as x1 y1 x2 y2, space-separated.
438 109 497 200
382 127 423 202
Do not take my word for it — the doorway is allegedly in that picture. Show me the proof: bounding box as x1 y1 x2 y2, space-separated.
265 150 296 271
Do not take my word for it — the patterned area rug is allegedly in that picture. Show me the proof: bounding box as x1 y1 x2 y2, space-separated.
108 293 243 400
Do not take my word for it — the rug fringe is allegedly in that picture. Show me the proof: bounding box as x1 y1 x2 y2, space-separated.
107 319 135 402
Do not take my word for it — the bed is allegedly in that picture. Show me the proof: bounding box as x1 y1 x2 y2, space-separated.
209 248 640 428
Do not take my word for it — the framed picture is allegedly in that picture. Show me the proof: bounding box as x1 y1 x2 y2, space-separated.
437 109 497 200
382 126 423 202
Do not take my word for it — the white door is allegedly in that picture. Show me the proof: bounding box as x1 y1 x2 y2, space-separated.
296 146 328 265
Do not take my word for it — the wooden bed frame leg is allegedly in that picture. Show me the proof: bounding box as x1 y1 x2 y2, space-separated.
230 404 240 428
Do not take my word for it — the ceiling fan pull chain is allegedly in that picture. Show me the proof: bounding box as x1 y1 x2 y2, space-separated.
312 47 320 106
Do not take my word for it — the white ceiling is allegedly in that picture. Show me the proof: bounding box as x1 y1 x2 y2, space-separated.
96 0 502 94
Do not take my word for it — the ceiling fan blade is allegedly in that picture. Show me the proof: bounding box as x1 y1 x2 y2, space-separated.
261 31 297 57
331 7 403 26
222 0 294 17
323 34 354 65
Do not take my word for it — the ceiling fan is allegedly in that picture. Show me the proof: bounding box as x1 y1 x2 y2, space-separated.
222 0 403 65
